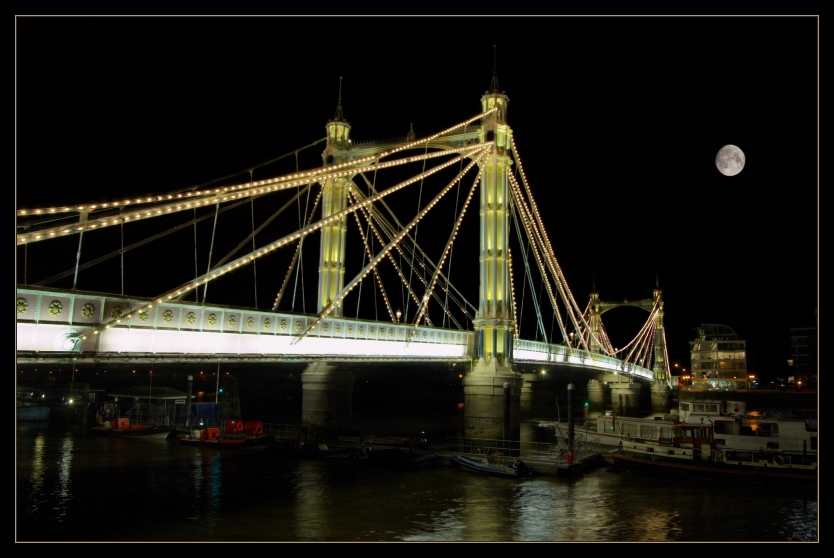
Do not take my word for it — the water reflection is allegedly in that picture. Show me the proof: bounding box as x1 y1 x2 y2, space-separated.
25 431 46 515
294 461 328 540
189 450 223 523
16 422 817 542
55 434 75 521
513 478 567 541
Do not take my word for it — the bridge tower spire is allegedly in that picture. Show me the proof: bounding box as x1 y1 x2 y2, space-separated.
318 76 352 317
462 47 523 440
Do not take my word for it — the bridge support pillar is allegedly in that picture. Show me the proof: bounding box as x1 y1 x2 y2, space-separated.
650 381 671 414
608 380 642 417
520 371 538 419
300 362 354 428
462 360 522 440
587 379 606 417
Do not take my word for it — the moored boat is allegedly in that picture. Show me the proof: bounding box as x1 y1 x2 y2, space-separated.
178 420 275 449
451 453 534 478
545 399 817 452
91 417 173 439
363 433 430 449
266 440 363 459
17 401 51 422
607 399 817 485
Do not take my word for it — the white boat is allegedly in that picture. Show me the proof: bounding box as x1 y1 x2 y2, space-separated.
544 399 817 454
601 399 817 485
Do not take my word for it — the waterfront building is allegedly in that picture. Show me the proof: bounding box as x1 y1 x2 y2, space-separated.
789 326 817 388
688 324 748 390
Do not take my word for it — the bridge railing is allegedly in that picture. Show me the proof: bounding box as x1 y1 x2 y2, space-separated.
515 338 655 380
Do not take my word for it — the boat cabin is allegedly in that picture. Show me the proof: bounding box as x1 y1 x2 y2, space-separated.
678 399 746 423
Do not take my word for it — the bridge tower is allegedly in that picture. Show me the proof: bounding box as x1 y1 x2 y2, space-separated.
649 282 671 413
317 79 351 318
462 66 524 440
586 279 672 417
300 80 355 428
588 289 604 354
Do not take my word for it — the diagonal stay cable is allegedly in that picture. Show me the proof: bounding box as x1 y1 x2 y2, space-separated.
32 194 256 288
354 171 478 320
273 188 323 311
291 153 486 345
350 185 471 329
79 147 487 340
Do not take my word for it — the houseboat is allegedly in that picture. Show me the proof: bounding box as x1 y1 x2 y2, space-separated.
605 399 817 485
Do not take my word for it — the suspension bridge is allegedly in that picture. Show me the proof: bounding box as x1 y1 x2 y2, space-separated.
16 71 673 439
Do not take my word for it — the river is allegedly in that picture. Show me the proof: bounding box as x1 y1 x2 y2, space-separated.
16 409 818 543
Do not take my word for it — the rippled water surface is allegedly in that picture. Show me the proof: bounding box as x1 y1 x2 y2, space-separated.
16 421 817 542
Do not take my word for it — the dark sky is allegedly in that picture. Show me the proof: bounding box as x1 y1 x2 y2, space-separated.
15 16 819 380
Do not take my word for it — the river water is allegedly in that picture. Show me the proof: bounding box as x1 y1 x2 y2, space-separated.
16 414 818 543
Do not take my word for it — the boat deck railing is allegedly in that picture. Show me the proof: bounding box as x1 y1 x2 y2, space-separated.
261 423 302 440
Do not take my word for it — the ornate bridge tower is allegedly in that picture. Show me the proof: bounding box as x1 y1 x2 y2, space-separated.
301 80 355 427
462 68 524 440
649 283 671 413
318 82 351 318
585 280 671 417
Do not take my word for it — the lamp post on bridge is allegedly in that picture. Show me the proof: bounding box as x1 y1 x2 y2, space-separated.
396 309 401 324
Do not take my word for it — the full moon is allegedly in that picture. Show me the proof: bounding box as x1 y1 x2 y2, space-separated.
715 144 745 176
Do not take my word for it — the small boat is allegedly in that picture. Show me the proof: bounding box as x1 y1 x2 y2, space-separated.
178 420 275 449
17 387 54 422
267 440 363 459
364 446 438 468
364 433 430 449
91 417 172 439
451 454 534 478
302 443 362 459
17 401 51 422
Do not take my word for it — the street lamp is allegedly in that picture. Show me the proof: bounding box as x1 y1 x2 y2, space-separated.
395 309 401 323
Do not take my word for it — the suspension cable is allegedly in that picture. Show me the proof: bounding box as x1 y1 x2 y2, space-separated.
202 201 220 303
249 169 258 309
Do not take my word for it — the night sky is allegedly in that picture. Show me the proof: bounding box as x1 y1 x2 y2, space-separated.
15 16 818 381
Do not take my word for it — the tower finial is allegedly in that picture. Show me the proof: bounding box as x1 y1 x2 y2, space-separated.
333 76 345 121
488 44 500 93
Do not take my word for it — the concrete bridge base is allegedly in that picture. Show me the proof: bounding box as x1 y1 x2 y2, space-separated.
520 371 538 419
300 361 354 428
609 381 642 417
650 381 672 414
462 359 523 440
587 379 606 416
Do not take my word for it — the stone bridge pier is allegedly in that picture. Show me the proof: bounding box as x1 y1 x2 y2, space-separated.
300 361 354 427
608 378 642 416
